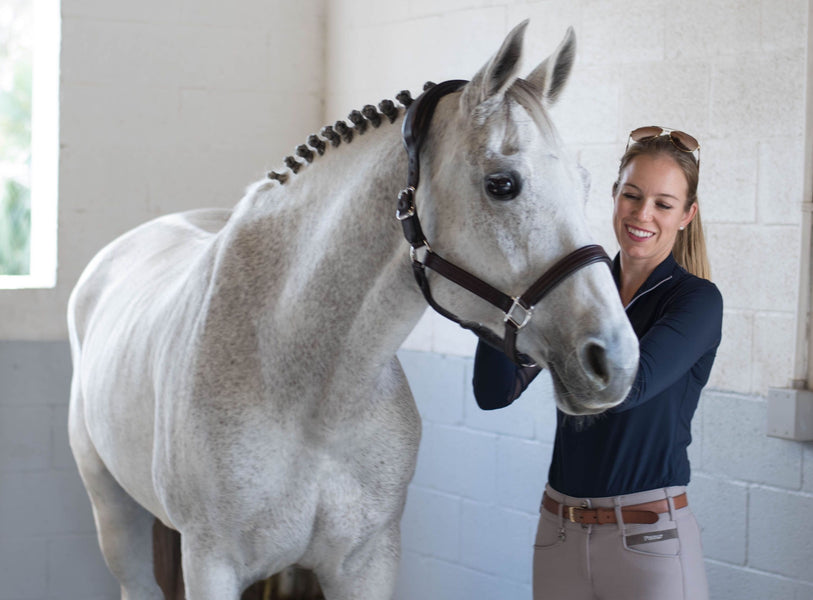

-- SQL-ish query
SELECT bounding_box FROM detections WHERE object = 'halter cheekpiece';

[397,79,613,367]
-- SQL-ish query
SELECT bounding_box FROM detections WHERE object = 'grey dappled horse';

[68,22,638,600]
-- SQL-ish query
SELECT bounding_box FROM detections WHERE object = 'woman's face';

[612,154,697,269]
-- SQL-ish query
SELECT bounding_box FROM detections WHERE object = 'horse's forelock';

[466,79,562,157]
[506,78,561,150]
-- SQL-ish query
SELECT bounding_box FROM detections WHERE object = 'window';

[0,0,58,289]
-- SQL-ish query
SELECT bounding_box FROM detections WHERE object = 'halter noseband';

[397,79,612,367]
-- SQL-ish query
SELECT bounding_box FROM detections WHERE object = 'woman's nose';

[633,201,652,220]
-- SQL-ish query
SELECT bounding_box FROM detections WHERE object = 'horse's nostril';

[581,340,610,387]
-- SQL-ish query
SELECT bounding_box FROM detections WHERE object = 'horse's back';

[69,208,231,347]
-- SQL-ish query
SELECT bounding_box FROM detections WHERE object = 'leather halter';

[396,79,612,367]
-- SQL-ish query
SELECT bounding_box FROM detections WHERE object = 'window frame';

[0,0,59,289]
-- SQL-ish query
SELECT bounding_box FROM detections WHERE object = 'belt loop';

[556,499,566,542]
[613,495,624,532]
[667,492,676,520]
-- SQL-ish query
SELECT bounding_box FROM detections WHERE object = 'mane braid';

[284,155,303,174]
[348,110,367,134]
[361,105,381,128]
[295,144,314,163]
[395,90,413,108]
[307,134,326,156]
[334,120,353,144]
[320,126,341,147]
[266,91,414,185]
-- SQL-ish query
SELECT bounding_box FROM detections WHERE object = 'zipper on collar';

[624,275,673,311]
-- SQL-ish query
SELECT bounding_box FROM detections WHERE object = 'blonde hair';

[615,136,711,280]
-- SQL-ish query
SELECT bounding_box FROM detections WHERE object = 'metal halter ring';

[504,297,534,329]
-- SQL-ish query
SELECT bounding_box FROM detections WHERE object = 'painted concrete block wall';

[0,0,326,339]
[0,341,117,600]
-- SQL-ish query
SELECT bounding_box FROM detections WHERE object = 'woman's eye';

[484,171,522,201]
[623,193,639,200]
[657,202,672,210]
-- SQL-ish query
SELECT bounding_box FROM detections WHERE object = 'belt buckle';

[567,501,589,523]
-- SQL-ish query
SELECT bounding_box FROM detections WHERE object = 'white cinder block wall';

[1,0,813,599]
[324,1,813,599]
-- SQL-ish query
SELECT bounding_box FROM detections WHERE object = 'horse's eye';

[484,171,522,201]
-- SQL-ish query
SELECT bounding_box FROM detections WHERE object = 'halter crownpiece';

[397,79,612,367]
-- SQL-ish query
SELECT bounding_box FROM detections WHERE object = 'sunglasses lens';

[670,130,700,152]
[629,126,664,142]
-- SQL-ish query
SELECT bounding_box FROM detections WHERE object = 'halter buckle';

[396,187,416,221]
[504,297,534,329]
[410,242,431,264]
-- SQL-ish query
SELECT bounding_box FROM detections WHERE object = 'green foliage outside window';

[0,1,33,275]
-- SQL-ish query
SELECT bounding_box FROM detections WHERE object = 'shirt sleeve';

[608,279,723,413]
[472,340,543,410]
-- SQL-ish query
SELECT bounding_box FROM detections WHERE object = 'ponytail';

[673,206,711,280]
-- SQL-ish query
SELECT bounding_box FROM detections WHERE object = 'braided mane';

[266,85,435,185]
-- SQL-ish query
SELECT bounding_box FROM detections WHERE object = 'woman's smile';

[624,224,655,241]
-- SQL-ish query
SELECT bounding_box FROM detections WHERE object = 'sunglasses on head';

[626,126,700,168]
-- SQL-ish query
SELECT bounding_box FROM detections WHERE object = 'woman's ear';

[682,202,698,227]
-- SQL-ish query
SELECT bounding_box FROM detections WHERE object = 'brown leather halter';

[396,79,612,367]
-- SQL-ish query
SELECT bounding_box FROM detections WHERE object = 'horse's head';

[414,21,638,415]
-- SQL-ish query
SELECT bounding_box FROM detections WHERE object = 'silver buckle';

[396,186,417,221]
[409,242,431,264]
[504,297,533,329]
[396,206,415,221]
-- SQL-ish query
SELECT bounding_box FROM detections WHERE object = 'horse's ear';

[525,26,576,107]
[460,20,528,114]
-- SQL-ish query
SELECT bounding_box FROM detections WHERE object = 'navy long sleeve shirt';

[472,253,723,498]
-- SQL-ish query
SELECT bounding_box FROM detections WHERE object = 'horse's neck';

[207,122,428,372]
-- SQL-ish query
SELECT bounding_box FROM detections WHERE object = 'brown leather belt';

[542,492,688,525]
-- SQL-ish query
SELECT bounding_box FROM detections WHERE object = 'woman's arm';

[609,279,723,413]
[472,340,542,410]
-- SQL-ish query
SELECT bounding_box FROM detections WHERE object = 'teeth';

[627,225,654,238]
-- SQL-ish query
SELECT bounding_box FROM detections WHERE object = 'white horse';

[68,22,638,599]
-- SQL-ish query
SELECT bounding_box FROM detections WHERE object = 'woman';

[472,127,722,600]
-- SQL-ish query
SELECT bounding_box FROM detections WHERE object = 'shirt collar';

[612,253,678,307]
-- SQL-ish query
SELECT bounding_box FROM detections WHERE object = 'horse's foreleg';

[316,523,402,600]
[180,537,243,600]
[69,390,164,600]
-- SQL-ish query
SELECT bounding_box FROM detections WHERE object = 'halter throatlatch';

[397,79,612,367]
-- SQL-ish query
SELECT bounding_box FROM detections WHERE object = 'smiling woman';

[0,0,58,288]
[473,127,722,600]
[611,153,698,305]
